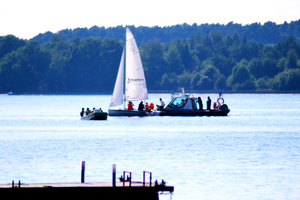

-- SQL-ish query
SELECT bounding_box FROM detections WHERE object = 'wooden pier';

[0,182,174,200]
[0,163,174,200]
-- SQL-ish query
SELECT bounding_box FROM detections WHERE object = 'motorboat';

[159,88,230,116]
[81,108,108,120]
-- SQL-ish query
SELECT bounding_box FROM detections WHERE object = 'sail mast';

[123,26,127,109]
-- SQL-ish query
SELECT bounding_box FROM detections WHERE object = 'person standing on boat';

[197,97,203,110]
[80,108,85,117]
[159,98,165,110]
[207,97,211,110]
[138,101,144,111]
[219,91,223,97]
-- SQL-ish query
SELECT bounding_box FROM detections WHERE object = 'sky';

[1,0,300,40]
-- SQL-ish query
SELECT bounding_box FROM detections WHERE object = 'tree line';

[32,20,300,45]
[0,24,300,94]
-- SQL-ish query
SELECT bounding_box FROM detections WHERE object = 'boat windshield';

[167,97,188,108]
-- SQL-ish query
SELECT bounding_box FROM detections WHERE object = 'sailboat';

[108,27,151,116]
[108,27,230,117]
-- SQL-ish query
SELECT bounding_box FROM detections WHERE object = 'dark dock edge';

[0,163,174,200]
[0,186,174,200]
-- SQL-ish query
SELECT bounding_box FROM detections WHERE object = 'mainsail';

[125,27,148,101]
[110,27,148,107]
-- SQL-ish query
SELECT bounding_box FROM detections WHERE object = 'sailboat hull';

[108,109,149,116]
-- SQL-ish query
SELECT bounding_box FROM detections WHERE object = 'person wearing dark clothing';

[197,97,203,110]
[80,108,84,117]
[138,101,144,111]
[219,91,223,97]
[86,107,91,115]
[206,96,211,110]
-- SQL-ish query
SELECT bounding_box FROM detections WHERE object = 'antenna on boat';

[181,88,185,96]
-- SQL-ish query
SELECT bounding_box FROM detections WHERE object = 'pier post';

[143,171,152,187]
[81,161,85,183]
[123,171,132,187]
[112,164,116,187]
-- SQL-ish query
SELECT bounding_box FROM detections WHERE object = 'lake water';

[0,94,300,200]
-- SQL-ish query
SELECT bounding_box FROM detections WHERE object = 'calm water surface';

[0,94,300,200]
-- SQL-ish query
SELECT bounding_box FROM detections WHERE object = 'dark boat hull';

[159,109,229,116]
[159,104,230,116]
[108,109,151,116]
[81,112,108,120]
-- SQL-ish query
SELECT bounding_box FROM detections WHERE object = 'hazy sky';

[1,0,300,39]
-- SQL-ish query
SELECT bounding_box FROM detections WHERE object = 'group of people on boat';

[127,98,165,112]
[138,101,155,111]
[197,96,216,110]
[124,94,225,113]
[80,107,103,117]
[197,92,224,111]
[137,101,154,111]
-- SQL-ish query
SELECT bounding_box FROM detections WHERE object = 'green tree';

[286,49,299,69]
[180,42,194,71]
[177,72,193,90]
[0,35,26,59]
[211,55,236,77]
[190,73,201,90]
[0,41,51,93]
[160,73,178,90]
[165,41,184,74]
[214,74,227,90]
[248,58,265,78]
[227,59,255,90]
[272,69,300,90]
[275,36,300,57]
[255,76,274,91]
[140,39,166,89]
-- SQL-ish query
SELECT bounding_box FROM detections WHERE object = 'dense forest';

[33,20,300,45]
[0,21,300,94]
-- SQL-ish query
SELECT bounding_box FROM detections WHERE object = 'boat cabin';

[164,95,198,111]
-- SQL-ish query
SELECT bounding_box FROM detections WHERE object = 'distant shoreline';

[2,90,299,95]
[148,90,300,94]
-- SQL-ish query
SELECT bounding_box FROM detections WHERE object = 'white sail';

[110,49,125,107]
[125,27,148,101]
